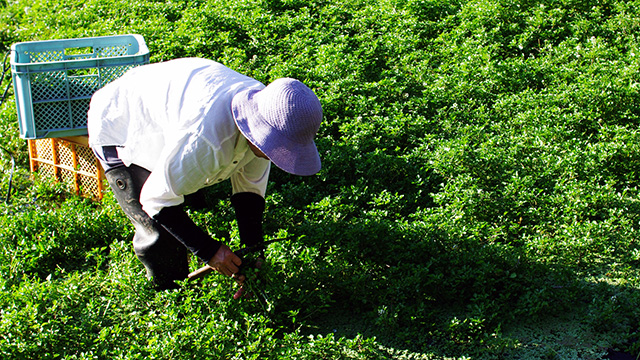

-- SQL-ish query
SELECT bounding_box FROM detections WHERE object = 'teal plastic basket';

[11,34,150,139]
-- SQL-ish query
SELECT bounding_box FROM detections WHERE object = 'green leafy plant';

[0,0,639,358]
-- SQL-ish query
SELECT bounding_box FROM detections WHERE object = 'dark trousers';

[97,147,189,289]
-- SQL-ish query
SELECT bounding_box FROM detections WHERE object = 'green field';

[0,0,639,358]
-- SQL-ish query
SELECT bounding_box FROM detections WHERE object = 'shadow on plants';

[291,204,640,356]
[251,141,640,356]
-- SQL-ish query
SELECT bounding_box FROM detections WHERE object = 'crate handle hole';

[67,68,99,77]
[65,46,94,57]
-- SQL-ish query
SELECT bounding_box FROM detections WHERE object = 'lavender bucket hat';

[231,78,323,176]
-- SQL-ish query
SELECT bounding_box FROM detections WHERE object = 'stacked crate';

[27,136,105,200]
[11,35,150,199]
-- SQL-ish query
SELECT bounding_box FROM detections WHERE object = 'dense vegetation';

[1,0,639,358]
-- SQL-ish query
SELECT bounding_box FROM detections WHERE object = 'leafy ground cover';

[0,0,639,358]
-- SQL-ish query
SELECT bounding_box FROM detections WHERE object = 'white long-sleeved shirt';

[88,58,271,217]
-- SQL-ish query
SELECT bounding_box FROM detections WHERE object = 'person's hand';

[233,255,265,300]
[207,244,245,283]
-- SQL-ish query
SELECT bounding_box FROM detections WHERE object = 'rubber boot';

[104,165,189,290]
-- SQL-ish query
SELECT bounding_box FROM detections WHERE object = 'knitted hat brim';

[232,89,321,176]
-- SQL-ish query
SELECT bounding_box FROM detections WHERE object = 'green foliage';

[1,0,639,358]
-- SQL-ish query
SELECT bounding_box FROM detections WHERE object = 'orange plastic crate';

[27,136,105,200]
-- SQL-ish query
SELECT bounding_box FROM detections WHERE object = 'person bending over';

[88,58,323,296]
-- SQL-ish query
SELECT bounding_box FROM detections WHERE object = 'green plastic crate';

[11,34,150,139]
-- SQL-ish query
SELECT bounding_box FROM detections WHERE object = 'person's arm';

[230,155,270,249]
[153,204,221,262]
[153,206,242,276]
[231,192,265,249]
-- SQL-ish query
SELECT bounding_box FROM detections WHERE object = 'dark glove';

[230,192,265,250]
